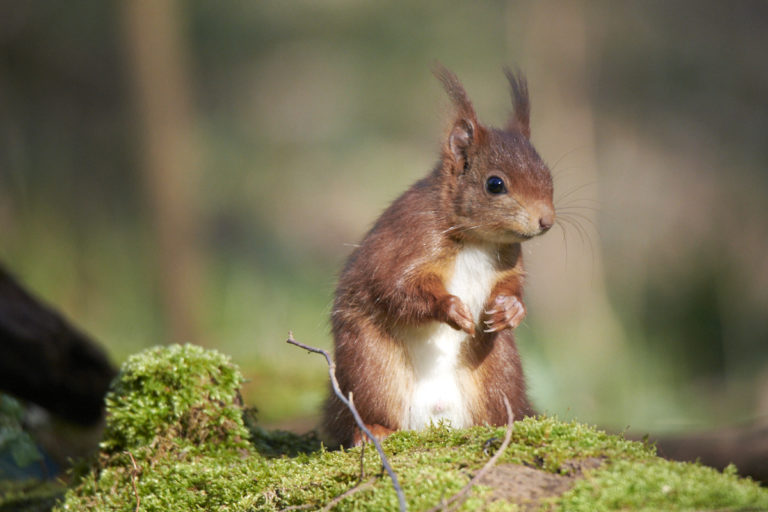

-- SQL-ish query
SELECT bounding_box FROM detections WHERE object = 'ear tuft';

[504,67,531,139]
[434,63,480,167]
[433,64,476,119]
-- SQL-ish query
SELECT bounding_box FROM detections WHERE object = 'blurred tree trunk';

[120,0,203,345]
[509,0,631,400]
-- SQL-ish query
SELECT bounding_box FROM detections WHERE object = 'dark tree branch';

[286,333,407,512]
[0,264,116,424]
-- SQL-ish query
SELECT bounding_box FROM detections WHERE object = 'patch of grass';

[56,345,768,511]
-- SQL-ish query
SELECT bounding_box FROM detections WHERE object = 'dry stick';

[286,333,407,512]
[124,451,141,512]
[425,396,515,512]
[320,477,376,512]
[359,436,367,482]
[352,393,367,483]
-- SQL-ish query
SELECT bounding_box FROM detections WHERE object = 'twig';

[352,393,366,483]
[124,450,141,512]
[425,396,515,512]
[359,435,367,482]
[320,477,376,512]
[286,333,407,512]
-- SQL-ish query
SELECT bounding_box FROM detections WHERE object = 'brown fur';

[324,65,554,447]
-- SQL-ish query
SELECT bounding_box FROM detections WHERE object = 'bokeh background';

[1,0,767,435]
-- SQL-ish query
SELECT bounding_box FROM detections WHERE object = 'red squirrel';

[323,65,555,447]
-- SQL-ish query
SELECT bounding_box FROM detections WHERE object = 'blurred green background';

[1,0,766,434]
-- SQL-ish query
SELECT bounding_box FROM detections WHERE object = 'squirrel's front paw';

[437,295,475,334]
[483,295,526,332]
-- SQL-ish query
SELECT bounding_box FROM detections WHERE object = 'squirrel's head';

[435,65,555,244]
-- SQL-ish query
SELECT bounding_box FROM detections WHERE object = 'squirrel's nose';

[539,213,554,231]
[530,201,555,234]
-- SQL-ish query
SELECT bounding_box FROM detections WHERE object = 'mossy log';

[53,344,768,511]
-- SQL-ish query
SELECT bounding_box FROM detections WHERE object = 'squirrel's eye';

[485,176,506,195]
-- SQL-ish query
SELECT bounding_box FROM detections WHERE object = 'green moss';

[57,345,768,511]
[243,407,323,458]
[100,344,250,455]
[560,460,767,511]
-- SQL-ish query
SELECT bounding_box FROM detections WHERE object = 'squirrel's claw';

[439,294,476,334]
[483,294,526,332]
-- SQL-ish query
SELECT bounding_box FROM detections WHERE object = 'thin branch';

[320,477,376,512]
[286,333,407,512]
[425,396,515,512]
[124,450,141,512]
[359,440,367,482]
[352,393,367,483]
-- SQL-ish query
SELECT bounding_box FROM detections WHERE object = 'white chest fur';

[403,244,499,430]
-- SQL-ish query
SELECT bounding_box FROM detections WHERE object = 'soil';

[478,457,604,509]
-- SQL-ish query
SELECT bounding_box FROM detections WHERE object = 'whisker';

[556,197,603,208]
[441,225,461,235]
[551,166,587,180]
[572,216,593,245]
[558,216,586,246]
[556,205,601,213]
[555,181,599,205]
[556,215,597,276]
[561,216,594,257]
[441,224,483,235]
[558,211,599,234]
[549,144,592,174]
[555,220,570,269]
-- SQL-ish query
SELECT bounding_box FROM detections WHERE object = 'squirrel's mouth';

[510,217,554,240]
[492,229,535,243]
[514,232,535,241]
[507,225,550,241]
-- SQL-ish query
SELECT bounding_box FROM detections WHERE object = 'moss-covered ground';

[52,345,767,511]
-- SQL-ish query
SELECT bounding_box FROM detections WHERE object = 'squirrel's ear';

[505,68,530,139]
[434,64,480,165]
[448,118,475,163]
